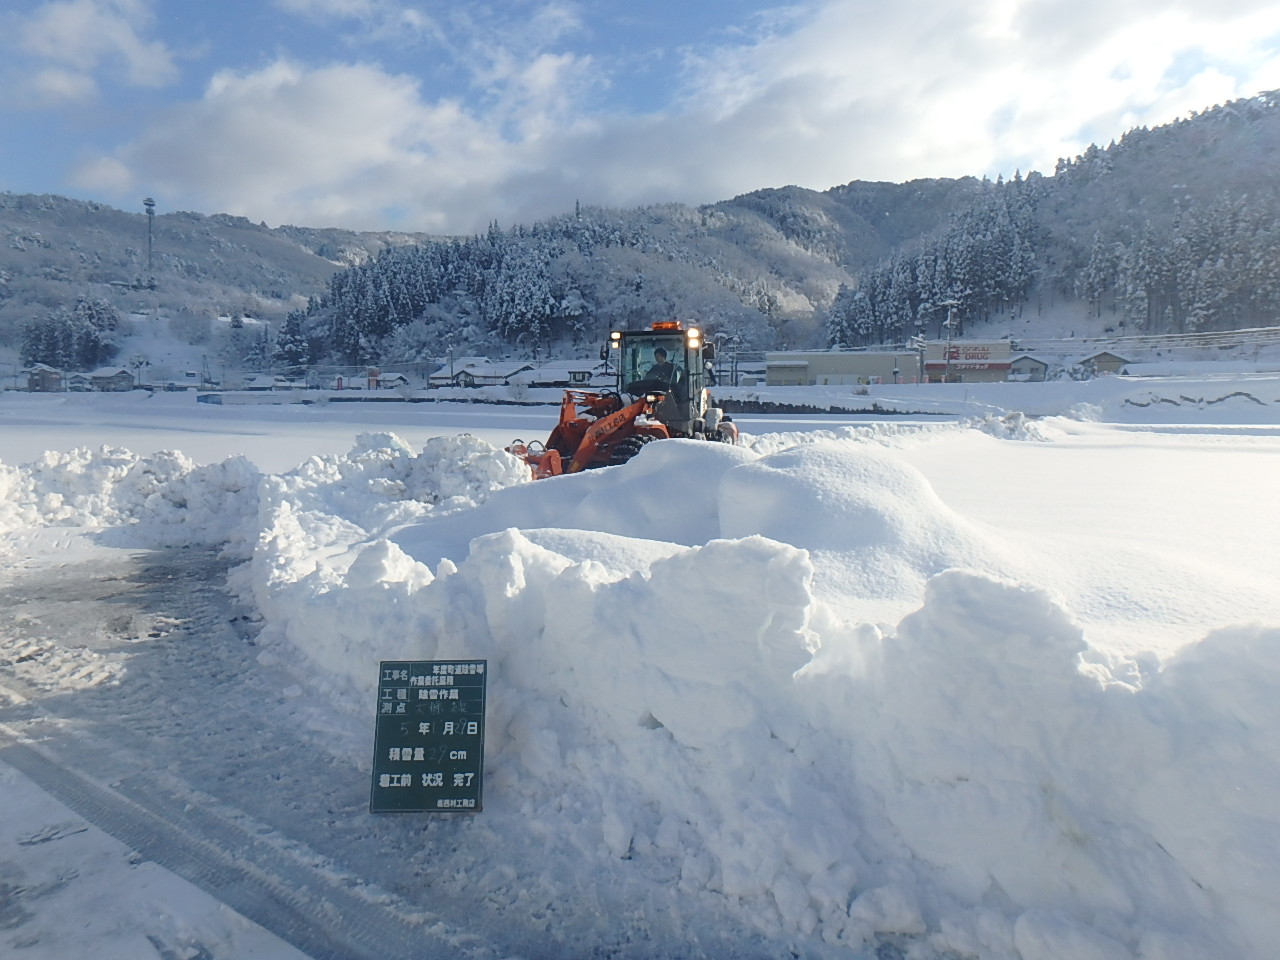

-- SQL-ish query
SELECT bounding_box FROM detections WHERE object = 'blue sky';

[4,0,1280,234]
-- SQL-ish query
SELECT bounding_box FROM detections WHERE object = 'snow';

[1,375,1278,959]
[0,758,311,960]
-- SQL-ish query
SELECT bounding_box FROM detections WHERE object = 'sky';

[3,0,1280,235]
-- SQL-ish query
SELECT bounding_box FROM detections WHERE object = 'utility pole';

[909,334,926,383]
[143,197,156,282]
[940,300,959,383]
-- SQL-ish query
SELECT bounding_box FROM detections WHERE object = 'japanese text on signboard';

[370,660,486,813]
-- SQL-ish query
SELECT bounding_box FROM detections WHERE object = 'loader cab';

[611,321,716,436]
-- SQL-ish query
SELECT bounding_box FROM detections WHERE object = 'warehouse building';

[765,350,921,386]
[765,341,1012,385]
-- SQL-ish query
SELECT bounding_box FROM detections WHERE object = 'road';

[0,545,509,960]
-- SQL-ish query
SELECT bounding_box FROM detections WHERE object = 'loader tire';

[609,434,656,465]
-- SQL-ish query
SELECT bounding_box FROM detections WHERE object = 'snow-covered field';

[0,375,1278,960]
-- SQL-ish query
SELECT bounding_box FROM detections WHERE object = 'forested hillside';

[303,182,986,365]
[0,194,430,368]
[826,90,1280,346]
[6,88,1280,373]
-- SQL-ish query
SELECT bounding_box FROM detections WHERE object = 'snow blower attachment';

[507,321,731,478]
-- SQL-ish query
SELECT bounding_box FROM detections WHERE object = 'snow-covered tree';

[20,296,120,369]
[273,309,310,370]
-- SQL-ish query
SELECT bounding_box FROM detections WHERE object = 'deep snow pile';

[1,421,1276,959]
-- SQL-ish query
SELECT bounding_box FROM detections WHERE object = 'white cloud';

[29,67,98,103]
[273,0,441,46]
[76,59,508,230]
[72,154,133,193]
[70,0,1280,233]
[661,0,1280,188]
[17,0,178,100]
[275,0,380,16]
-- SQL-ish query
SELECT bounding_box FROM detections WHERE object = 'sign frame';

[369,659,487,814]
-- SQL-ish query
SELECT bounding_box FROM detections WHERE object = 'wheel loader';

[507,321,731,478]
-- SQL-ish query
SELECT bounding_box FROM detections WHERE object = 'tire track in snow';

[0,546,503,960]
[0,728,446,960]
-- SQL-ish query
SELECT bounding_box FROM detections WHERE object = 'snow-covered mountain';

[0,192,432,339]
[6,90,1280,368]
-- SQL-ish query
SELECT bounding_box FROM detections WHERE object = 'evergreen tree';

[20,296,120,369]
[243,326,272,371]
[273,310,311,370]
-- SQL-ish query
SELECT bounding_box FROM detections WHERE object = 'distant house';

[1080,352,1129,377]
[357,368,411,389]
[26,363,64,392]
[1009,355,1050,382]
[241,374,282,391]
[89,367,136,392]
[428,359,534,388]
[66,373,94,392]
[512,360,613,389]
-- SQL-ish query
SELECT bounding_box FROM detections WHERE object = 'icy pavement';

[0,540,508,960]
[0,756,313,960]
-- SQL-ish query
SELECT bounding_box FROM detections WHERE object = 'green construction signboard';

[369,659,487,813]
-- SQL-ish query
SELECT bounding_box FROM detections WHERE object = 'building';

[241,374,281,391]
[923,341,1012,383]
[89,367,136,392]
[1079,352,1129,376]
[26,364,64,392]
[428,359,534,388]
[765,350,921,386]
[1009,355,1050,382]
[511,360,614,389]
[763,341,1016,386]
[357,368,412,389]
